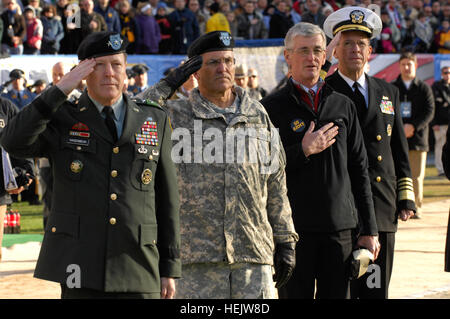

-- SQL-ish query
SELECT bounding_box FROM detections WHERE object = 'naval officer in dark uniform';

[0,31,181,299]
[324,7,416,299]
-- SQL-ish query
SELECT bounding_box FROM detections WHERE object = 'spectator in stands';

[443,3,450,23]
[413,12,434,52]
[189,0,207,35]
[1,69,36,110]
[206,2,231,33]
[226,10,238,38]
[27,0,42,18]
[168,0,200,54]
[1,0,26,55]
[300,0,325,29]
[431,1,443,23]
[379,10,401,53]
[80,0,107,36]
[117,0,139,54]
[40,5,64,54]
[386,0,405,32]
[402,17,416,51]
[135,2,161,54]
[55,0,68,19]
[220,1,232,15]
[236,0,268,39]
[255,0,268,17]
[58,0,83,54]
[247,67,267,100]
[424,5,439,32]
[155,4,172,54]
[23,6,42,55]
[95,0,121,33]
[233,0,247,17]
[434,18,450,54]
[269,0,293,38]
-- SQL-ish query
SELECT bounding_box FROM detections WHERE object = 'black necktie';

[352,82,367,117]
[102,107,118,142]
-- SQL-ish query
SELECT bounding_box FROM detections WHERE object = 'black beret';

[187,31,234,58]
[77,31,128,60]
[9,69,25,80]
[131,64,149,75]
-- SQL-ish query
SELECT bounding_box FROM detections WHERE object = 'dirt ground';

[1,199,450,299]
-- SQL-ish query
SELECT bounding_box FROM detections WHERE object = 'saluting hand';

[326,31,341,61]
[302,121,339,158]
[56,58,96,96]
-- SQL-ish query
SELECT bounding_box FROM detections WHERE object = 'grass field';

[4,165,450,236]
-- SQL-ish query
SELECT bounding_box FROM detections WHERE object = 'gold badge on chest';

[141,168,152,185]
[70,160,84,173]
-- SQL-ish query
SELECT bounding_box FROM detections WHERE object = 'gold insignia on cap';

[350,10,365,24]
[141,168,152,185]
[70,160,83,173]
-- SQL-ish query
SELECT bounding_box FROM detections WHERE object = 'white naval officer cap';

[323,6,382,39]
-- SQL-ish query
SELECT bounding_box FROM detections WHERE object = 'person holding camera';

[0,96,35,262]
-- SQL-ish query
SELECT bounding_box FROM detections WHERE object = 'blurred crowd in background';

[0,0,448,57]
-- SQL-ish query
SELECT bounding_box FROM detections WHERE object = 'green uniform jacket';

[0,86,181,293]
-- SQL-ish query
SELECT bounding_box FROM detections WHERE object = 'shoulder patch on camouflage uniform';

[132,98,161,109]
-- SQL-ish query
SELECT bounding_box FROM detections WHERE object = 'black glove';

[273,242,296,289]
[162,55,203,97]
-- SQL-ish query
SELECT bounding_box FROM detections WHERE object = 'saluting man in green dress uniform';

[0,31,181,299]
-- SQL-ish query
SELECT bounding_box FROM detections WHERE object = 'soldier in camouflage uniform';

[139,31,299,299]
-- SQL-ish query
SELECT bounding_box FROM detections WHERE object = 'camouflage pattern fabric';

[175,262,276,299]
[139,83,298,266]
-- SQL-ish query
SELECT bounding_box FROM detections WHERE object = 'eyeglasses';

[204,57,236,68]
[288,47,325,57]
[443,71,450,75]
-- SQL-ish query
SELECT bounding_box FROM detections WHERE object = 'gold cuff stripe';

[333,25,372,35]
[398,190,415,201]
[398,177,413,183]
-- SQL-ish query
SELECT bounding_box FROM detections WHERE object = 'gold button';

[148,155,153,160]
[376,135,382,141]
[113,147,119,154]
[111,170,118,178]
[51,227,56,233]
[76,146,82,151]
[377,155,382,162]
[110,193,117,200]
[109,218,116,225]
[376,176,381,182]
[153,240,156,244]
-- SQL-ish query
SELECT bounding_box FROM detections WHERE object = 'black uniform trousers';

[278,230,354,299]
[350,232,395,299]
[60,284,160,299]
